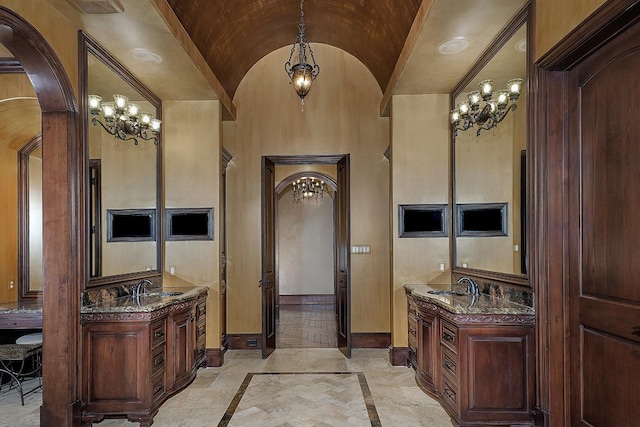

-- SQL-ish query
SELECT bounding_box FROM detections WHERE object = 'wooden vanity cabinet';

[408,295,535,426]
[194,293,207,368]
[81,294,207,427]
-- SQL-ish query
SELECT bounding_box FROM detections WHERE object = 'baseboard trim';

[389,346,409,366]
[351,333,391,348]
[226,334,262,350]
[206,348,225,367]
[279,294,335,305]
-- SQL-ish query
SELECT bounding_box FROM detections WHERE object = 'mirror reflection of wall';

[85,35,161,284]
[0,55,42,302]
[453,20,527,277]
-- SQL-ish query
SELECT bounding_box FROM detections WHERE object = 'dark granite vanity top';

[81,286,208,314]
[405,284,534,316]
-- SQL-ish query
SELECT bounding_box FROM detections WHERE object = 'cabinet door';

[169,308,194,389]
[416,311,438,394]
[459,326,534,424]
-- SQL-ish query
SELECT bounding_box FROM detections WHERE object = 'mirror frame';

[79,31,163,289]
[450,2,531,288]
[18,134,43,299]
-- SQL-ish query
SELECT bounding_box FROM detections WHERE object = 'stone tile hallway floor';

[0,349,454,426]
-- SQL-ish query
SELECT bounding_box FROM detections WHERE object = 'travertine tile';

[0,349,453,426]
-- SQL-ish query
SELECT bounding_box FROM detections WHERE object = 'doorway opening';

[276,171,337,348]
[261,155,351,358]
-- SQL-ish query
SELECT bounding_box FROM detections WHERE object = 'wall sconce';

[450,78,523,137]
[88,94,161,145]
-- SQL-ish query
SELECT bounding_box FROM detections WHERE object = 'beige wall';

[390,94,450,347]
[0,148,18,303]
[535,0,607,59]
[163,100,222,348]
[278,189,334,295]
[224,44,390,334]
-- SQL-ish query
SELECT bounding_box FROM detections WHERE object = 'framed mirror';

[80,32,163,288]
[450,4,529,287]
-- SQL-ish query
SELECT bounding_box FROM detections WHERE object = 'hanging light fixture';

[292,177,326,203]
[88,94,162,145]
[284,0,319,106]
[450,78,524,137]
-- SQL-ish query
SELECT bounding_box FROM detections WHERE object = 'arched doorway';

[0,7,81,426]
[276,172,337,348]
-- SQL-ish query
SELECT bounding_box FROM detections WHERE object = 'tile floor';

[0,349,454,427]
[277,304,337,348]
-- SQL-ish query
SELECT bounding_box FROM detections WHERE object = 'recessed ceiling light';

[131,48,163,64]
[438,37,470,55]
[515,38,527,53]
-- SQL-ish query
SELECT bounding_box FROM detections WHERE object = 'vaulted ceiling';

[166,0,423,99]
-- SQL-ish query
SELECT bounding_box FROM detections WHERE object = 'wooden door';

[261,156,277,358]
[335,155,351,358]
[568,20,640,426]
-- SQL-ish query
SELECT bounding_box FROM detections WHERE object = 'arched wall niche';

[0,6,81,426]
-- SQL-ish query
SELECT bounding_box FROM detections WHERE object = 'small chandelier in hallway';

[292,176,326,203]
[284,0,320,106]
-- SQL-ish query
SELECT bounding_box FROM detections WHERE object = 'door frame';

[261,154,351,357]
[534,0,640,425]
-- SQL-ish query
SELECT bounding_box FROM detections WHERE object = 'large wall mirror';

[80,33,162,288]
[451,4,529,287]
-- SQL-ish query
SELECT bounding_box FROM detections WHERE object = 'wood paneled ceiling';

[166,0,422,99]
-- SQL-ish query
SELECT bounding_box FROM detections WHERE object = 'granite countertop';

[81,286,208,314]
[0,299,43,314]
[405,284,534,316]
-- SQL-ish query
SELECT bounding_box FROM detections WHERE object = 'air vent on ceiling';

[67,0,124,14]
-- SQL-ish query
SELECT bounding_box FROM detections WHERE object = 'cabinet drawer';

[151,372,165,402]
[196,324,206,340]
[151,320,166,347]
[441,346,458,381]
[151,345,166,376]
[196,302,206,319]
[441,377,458,413]
[440,319,458,352]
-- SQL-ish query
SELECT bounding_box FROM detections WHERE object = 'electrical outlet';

[8,280,14,290]
[169,265,176,275]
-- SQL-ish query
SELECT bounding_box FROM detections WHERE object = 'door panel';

[336,155,351,358]
[569,20,640,425]
[261,157,276,358]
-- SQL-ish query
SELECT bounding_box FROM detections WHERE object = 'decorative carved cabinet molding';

[407,292,535,426]
[80,291,207,426]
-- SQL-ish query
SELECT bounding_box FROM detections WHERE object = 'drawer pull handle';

[443,360,454,370]
[443,387,455,399]
[408,328,416,336]
[153,383,164,394]
[198,348,206,356]
[154,356,164,366]
[443,332,454,342]
[154,331,165,339]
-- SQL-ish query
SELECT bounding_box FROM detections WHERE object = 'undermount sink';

[427,290,467,297]
[146,291,183,298]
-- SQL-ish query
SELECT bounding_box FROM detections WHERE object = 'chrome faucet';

[133,279,153,298]
[457,277,479,295]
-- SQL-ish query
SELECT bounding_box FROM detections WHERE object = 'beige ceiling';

[39,0,528,118]
[0,98,41,150]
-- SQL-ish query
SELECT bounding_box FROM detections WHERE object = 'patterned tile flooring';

[0,349,454,427]
[277,304,337,348]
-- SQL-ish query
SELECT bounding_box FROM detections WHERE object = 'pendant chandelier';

[292,177,326,203]
[88,94,161,145]
[450,78,523,137]
[284,0,319,106]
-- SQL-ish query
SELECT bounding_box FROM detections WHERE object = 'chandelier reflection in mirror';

[292,177,326,203]
[284,0,319,107]
[88,94,161,145]
[450,78,523,137]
